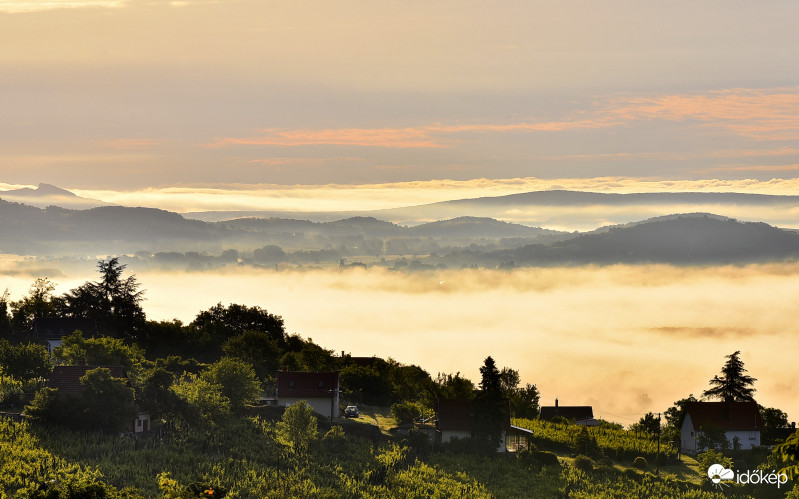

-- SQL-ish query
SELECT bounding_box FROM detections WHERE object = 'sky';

[1,0,799,211]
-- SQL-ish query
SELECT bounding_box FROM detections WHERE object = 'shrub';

[391,402,422,425]
[697,449,734,473]
[0,371,23,406]
[277,401,318,454]
[574,425,601,458]
[517,449,538,468]
[443,436,494,456]
[633,456,648,469]
[405,428,433,458]
[573,454,594,472]
[534,450,560,466]
[624,468,641,481]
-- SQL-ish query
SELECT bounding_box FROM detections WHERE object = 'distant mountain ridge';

[185,189,799,230]
[3,187,799,266]
[0,183,113,210]
[0,199,564,256]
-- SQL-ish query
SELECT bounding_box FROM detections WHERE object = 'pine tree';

[472,356,507,453]
[64,258,145,339]
[702,350,756,402]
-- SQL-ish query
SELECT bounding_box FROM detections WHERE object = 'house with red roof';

[436,398,533,452]
[680,401,762,454]
[539,398,597,426]
[275,370,340,419]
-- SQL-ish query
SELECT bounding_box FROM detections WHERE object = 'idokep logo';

[707,464,789,490]
[707,464,734,489]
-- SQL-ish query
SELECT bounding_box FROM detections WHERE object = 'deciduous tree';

[201,357,262,412]
[277,400,318,455]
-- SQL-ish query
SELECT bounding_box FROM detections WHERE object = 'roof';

[34,318,96,341]
[47,366,128,394]
[436,398,511,432]
[540,405,594,422]
[437,398,474,431]
[508,425,535,436]
[276,371,339,398]
[683,401,763,432]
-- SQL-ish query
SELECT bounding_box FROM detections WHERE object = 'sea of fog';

[2,257,798,426]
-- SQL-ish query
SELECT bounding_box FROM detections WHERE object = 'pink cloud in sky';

[210,127,449,149]
[609,87,799,141]
[207,87,799,155]
[209,118,620,150]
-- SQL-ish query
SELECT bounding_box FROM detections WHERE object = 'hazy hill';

[499,214,799,265]
[4,192,799,266]
[187,189,799,230]
[0,200,225,255]
[0,200,561,256]
[0,183,112,210]
[406,216,559,239]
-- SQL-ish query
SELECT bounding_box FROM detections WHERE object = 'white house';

[681,401,762,454]
[275,370,340,419]
[436,398,533,452]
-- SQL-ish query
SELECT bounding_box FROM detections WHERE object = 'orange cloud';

[211,127,448,149]
[208,86,799,151]
[210,118,618,149]
[609,87,799,141]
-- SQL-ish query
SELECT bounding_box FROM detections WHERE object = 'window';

[749,432,757,440]
[289,380,295,389]
[136,419,142,427]
[318,380,325,389]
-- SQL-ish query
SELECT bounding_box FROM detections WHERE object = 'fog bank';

[2,259,797,425]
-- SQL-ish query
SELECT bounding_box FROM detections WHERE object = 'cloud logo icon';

[707,464,735,484]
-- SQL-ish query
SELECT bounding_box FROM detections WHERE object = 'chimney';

[281,366,288,372]
[555,398,559,408]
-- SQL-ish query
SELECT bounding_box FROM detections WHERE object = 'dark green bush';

[633,456,648,469]
[624,468,641,482]
[391,402,421,425]
[573,454,594,472]
[534,450,560,466]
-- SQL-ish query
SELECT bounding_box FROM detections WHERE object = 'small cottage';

[275,370,340,419]
[436,398,533,452]
[681,401,762,454]
[539,398,597,426]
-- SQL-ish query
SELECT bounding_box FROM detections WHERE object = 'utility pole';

[656,412,662,476]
